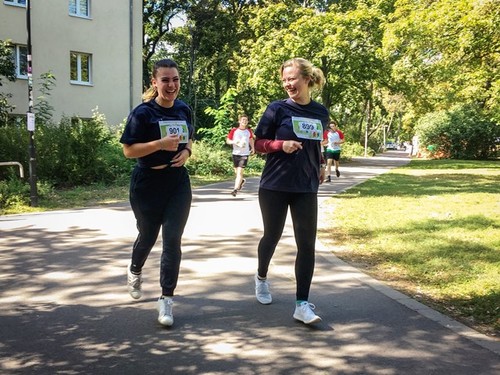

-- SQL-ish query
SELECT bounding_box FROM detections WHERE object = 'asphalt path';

[0,151,498,374]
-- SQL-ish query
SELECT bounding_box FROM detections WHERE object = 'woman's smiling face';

[153,67,180,107]
[281,65,311,105]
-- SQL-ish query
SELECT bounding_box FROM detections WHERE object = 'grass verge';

[0,175,228,215]
[318,159,500,337]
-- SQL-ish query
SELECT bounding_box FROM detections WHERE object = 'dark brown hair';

[142,59,180,101]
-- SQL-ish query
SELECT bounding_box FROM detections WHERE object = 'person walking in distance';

[120,59,194,327]
[226,114,255,197]
[253,58,329,324]
[322,120,344,182]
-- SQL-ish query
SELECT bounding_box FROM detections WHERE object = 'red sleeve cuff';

[255,139,284,153]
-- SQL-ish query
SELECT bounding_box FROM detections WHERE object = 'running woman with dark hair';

[120,59,194,327]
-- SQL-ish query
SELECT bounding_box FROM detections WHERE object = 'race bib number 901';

[158,120,189,144]
[291,117,323,140]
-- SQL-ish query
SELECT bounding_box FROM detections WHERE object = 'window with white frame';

[12,45,28,79]
[70,52,92,84]
[69,0,90,18]
[4,0,27,6]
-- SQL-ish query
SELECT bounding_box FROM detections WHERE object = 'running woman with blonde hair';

[253,58,330,324]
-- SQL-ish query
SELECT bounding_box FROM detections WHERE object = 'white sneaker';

[293,301,322,324]
[157,297,174,326]
[255,274,272,305]
[127,265,142,299]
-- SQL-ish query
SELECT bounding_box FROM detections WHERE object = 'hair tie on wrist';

[184,147,192,157]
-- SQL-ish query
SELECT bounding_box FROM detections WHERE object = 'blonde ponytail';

[310,66,325,91]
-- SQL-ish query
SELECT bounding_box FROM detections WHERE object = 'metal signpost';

[26,0,38,206]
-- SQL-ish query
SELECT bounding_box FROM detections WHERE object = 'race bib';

[158,120,189,144]
[291,117,323,140]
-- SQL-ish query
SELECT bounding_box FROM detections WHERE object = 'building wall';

[0,0,143,126]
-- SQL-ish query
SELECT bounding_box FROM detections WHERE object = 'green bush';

[186,140,265,177]
[341,141,375,159]
[35,112,133,187]
[187,140,234,176]
[0,176,55,213]
[0,111,133,187]
[415,105,499,159]
[0,110,133,211]
[0,176,30,209]
[99,137,134,184]
[246,152,266,174]
[0,120,29,178]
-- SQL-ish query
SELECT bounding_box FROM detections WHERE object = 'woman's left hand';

[170,148,190,167]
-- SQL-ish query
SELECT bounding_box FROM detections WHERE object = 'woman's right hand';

[158,135,180,151]
[282,140,303,154]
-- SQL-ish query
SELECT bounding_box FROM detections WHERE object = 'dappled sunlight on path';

[1,152,498,374]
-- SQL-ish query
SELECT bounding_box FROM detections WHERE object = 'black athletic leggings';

[129,165,192,296]
[257,188,317,301]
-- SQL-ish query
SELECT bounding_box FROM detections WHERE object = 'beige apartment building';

[0,0,143,126]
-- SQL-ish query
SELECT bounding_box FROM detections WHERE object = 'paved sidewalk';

[0,151,498,374]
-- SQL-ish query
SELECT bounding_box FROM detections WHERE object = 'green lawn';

[318,159,500,337]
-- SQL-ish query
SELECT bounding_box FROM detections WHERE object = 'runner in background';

[226,114,255,197]
[322,120,344,182]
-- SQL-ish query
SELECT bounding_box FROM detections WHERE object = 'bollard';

[0,162,25,178]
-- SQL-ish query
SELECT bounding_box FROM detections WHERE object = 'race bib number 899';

[291,117,323,140]
[159,121,189,144]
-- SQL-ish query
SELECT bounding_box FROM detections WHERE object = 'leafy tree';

[0,40,15,81]
[384,0,500,121]
[200,87,238,145]
[0,39,16,125]
[235,3,316,115]
[234,2,389,147]
[144,1,259,131]
[143,0,186,89]
[33,71,56,125]
[141,0,498,158]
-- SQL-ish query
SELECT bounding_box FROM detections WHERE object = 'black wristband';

[184,147,192,157]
